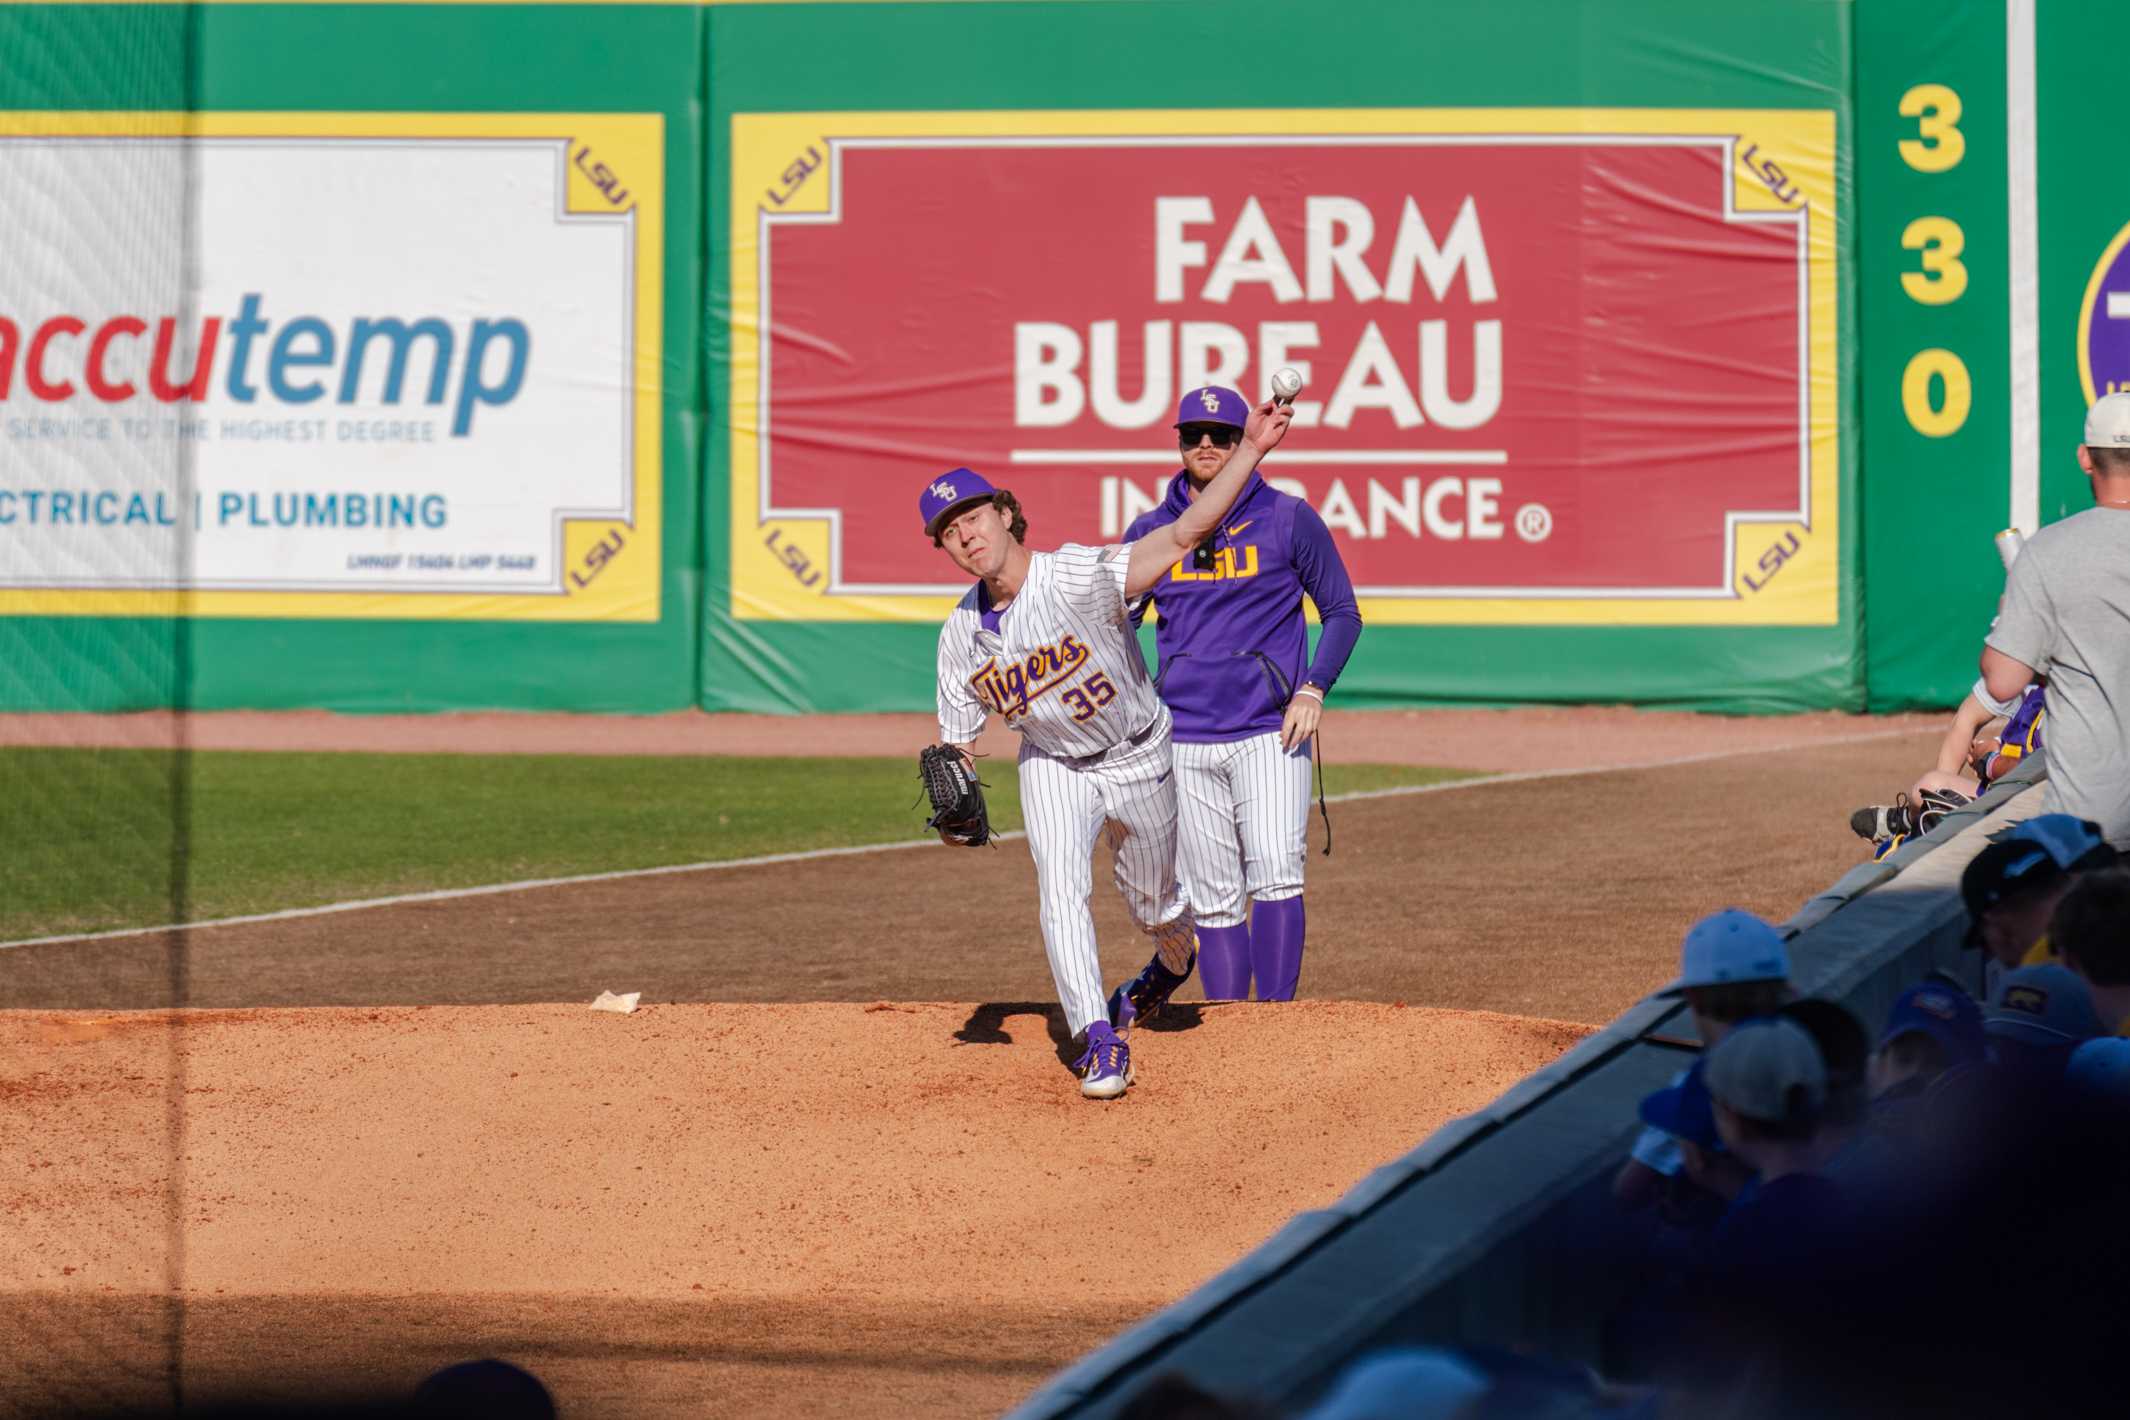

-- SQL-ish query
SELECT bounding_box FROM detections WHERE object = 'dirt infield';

[1,1002,1586,1417]
[0,708,1944,1416]
[0,704,1942,772]
[4,722,1937,1024]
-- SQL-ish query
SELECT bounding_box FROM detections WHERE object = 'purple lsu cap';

[1174,386,1249,430]
[918,468,998,539]
[1878,983,1986,1069]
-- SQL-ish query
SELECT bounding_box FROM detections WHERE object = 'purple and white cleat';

[1075,1021,1133,1100]
[1106,948,1197,1031]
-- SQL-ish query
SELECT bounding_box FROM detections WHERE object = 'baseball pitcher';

[920,395,1294,1099]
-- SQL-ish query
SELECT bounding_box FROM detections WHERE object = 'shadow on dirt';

[954,997,1209,1069]
[952,1002,1077,1066]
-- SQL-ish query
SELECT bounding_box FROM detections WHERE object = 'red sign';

[757,137,1807,595]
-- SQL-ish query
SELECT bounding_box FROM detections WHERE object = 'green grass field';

[0,748,1482,941]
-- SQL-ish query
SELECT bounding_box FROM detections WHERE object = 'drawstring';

[1315,729,1332,856]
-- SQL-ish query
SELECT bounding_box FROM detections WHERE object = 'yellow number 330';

[1898,83,1965,173]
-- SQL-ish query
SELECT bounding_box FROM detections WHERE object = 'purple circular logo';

[2079,221,2130,403]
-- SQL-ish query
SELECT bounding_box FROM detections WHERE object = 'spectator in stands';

[1866,981,1985,1105]
[1979,391,2130,845]
[1849,682,2045,858]
[1777,999,1867,1128]
[2050,865,2130,1034]
[1620,1020,1848,1405]
[1613,910,1790,1215]
[1959,813,2114,968]
[1824,981,1987,1194]
[1984,962,2106,1086]
[1776,999,1870,1181]
[1696,1018,1842,1268]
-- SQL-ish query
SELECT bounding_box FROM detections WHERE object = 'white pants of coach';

[1172,731,1313,928]
[1017,721,1196,1037]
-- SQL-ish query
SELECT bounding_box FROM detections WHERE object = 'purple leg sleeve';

[1196,923,1252,1001]
[1250,896,1306,1001]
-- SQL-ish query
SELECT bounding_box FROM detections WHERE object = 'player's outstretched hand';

[1244,396,1293,453]
[1280,689,1322,752]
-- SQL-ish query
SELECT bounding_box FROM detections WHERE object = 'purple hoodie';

[1125,469,1363,743]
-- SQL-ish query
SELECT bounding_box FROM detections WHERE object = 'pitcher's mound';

[2,1000,1589,1416]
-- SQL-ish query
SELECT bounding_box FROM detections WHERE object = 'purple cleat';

[1075,1021,1133,1099]
[1106,948,1197,1031]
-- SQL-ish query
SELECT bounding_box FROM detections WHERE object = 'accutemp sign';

[0,113,663,621]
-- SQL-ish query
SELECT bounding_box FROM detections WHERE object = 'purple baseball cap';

[918,467,998,539]
[1877,983,1986,1069]
[1174,385,1249,430]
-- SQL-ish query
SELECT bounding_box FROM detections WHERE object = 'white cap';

[1704,1017,1828,1125]
[2083,392,2130,447]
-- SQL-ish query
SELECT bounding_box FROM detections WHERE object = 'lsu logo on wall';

[730,107,1840,629]
[0,112,663,622]
[2078,220,2130,403]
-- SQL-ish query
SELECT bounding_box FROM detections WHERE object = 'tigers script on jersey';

[936,542,1164,758]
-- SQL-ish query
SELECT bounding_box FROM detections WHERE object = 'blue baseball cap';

[918,467,999,539]
[1654,908,1791,998]
[1638,1058,1721,1148]
[1877,983,1986,1068]
[2067,1038,2130,1102]
[1174,385,1249,430]
[1297,1348,1488,1420]
[1985,964,2106,1046]
[1999,813,2114,870]
[1960,816,2112,949]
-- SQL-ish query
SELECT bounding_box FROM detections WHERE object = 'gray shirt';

[1986,505,2130,841]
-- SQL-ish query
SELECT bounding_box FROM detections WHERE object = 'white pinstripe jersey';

[936,543,1164,759]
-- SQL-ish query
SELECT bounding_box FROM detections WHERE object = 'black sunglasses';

[1178,424,1241,449]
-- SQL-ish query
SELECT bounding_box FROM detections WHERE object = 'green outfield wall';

[0,0,2121,715]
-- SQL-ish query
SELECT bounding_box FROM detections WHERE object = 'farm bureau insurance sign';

[729,109,1838,627]
[0,113,662,621]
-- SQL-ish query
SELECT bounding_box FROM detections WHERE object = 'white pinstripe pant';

[1172,731,1313,928]
[1018,724,1196,1037]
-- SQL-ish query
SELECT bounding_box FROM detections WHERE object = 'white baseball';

[1271,367,1304,401]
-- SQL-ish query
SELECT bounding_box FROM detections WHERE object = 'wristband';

[1293,684,1325,703]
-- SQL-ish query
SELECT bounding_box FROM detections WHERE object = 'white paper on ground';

[590,990,641,1014]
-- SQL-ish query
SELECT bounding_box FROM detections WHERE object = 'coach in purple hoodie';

[1125,385,1363,1000]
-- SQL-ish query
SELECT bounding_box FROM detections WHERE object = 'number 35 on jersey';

[970,633,1117,726]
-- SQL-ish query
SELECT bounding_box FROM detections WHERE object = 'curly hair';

[933,490,1028,547]
[992,490,1029,542]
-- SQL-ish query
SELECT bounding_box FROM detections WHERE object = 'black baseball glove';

[919,744,991,847]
